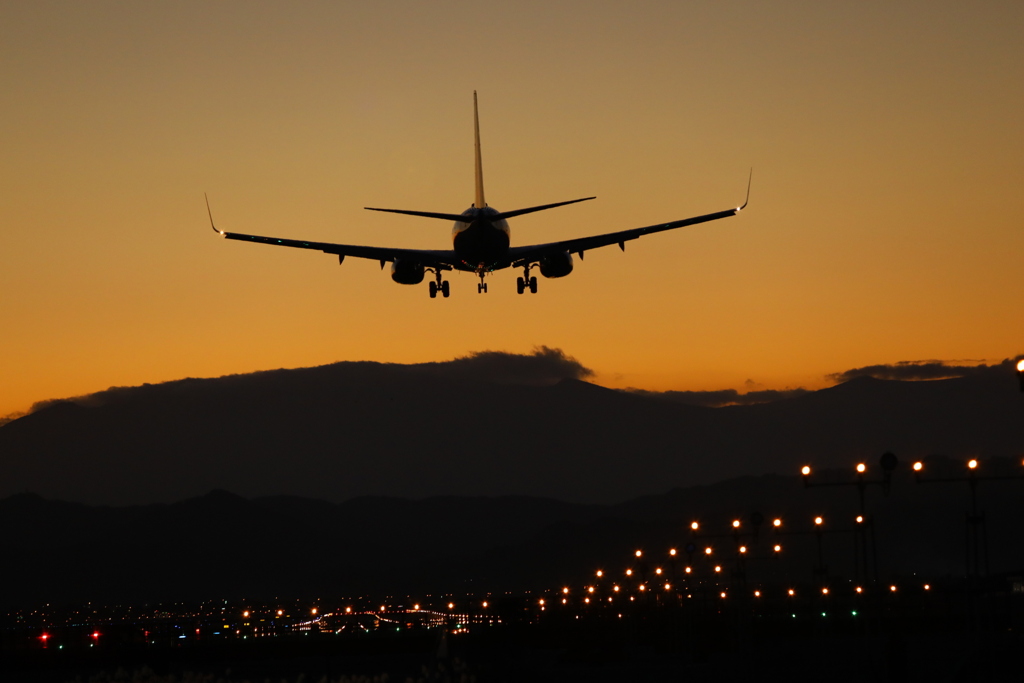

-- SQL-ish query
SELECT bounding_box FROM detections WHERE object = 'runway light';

[563,587,570,593]
[774,544,782,552]
[655,568,663,575]
[924,584,930,591]
[890,585,897,592]
[856,515,864,524]
[705,547,713,555]
[691,521,699,531]
[732,520,741,528]
[801,466,811,476]
[684,567,692,574]
[588,586,595,593]
[669,548,677,556]
[773,518,782,527]
[754,590,761,597]
[788,589,795,596]
[538,599,544,606]
[739,546,748,554]
[596,570,603,578]
[561,598,566,604]
[822,588,829,595]
[664,583,671,591]
[720,592,727,599]
[639,584,646,591]
[913,462,923,471]
[856,463,866,473]
[855,587,863,593]
[968,459,978,470]
[584,598,590,604]
[714,565,722,573]
[613,585,620,592]
[626,569,633,576]
[635,550,643,558]
[814,516,823,526]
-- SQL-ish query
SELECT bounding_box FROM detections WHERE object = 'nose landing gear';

[476,266,489,294]
[516,264,538,294]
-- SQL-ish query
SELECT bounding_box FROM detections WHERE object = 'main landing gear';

[427,269,450,299]
[516,264,538,294]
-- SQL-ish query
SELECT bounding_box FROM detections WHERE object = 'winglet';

[473,91,486,209]
[737,169,752,212]
[205,193,225,235]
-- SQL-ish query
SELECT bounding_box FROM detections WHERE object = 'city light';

[584,598,590,604]
[754,590,761,597]
[625,569,633,576]
[537,600,544,606]
[449,602,455,609]
[563,587,570,593]
[720,592,727,599]
[345,607,352,614]
[311,608,317,616]
[788,589,795,596]
[814,516,823,526]
[913,461,923,471]
[669,548,677,556]
[635,550,643,558]
[890,585,897,592]
[596,570,603,578]
[705,547,713,555]
[588,586,595,593]
[655,568,662,575]
[856,463,866,473]
[613,585,620,592]
[856,515,864,524]
[801,465,811,476]
[714,565,722,573]
[968,459,978,470]
[774,544,782,552]
[243,611,250,618]
[482,601,488,608]
[413,604,420,610]
[924,584,930,591]
[773,518,782,527]
[684,566,692,574]
[855,587,863,593]
[732,520,740,528]
[664,583,671,591]
[739,545,747,553]
[276,610,283,617]
[639,585,646,591]
[691,521,699,531]
[822,588,829,595]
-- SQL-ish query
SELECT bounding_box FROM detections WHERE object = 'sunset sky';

[2,1,1022,418]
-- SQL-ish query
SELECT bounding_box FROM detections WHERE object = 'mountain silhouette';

[0,355,1021,505]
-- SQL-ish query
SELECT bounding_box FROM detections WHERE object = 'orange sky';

[2,1,1023,418]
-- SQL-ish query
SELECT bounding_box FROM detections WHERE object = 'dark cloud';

[828,358,1020,384]
[417,346,594,386]
[629,387,810,408]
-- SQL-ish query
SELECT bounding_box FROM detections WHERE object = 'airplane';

[206,92,750,298]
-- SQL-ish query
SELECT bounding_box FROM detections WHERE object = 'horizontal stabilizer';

[494,196,595,220]
[364,207,472,222]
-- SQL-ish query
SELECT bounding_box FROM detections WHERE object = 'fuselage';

[452,206,510,269]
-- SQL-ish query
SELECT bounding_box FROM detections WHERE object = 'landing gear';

[427,269,450,299]
[517,265,538,294]
[476,269,488,294]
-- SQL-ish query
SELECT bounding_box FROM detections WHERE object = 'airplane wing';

[506,204,744,266]
[206,196,465,271]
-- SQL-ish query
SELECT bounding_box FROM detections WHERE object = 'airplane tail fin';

[474,91,486,208]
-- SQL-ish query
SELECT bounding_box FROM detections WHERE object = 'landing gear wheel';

[529,276,538,294]
[477,282,488,294]
[428,281,438,298]
[441,280,450,298]
[516,277,525,294]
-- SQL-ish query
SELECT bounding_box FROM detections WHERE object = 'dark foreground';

[4,589,1022,683]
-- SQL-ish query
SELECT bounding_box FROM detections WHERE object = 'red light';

[40,633,49,640]
[92,632,100,639]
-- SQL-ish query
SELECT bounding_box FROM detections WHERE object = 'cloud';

[418,346,594,386]
[827,358,1019,383]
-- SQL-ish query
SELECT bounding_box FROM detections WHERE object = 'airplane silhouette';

[207,92,750,297]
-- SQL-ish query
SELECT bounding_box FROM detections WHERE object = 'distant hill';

[3,462,1023,607]
[0,355,1021,505]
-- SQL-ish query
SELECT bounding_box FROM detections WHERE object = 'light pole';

[800,452,898,583]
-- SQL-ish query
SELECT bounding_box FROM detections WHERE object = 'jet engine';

[539,252,574,278]
[390,259,425,285]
